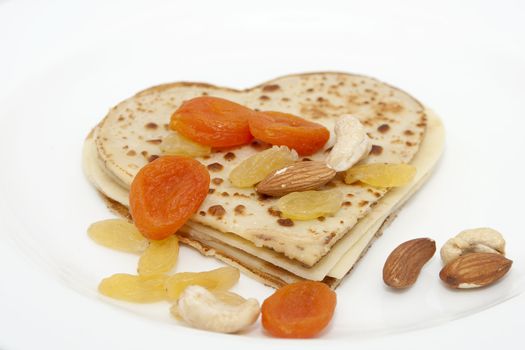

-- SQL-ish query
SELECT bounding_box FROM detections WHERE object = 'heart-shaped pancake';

[92,73,426,266]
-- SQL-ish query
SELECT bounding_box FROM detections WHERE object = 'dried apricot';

[87,219,149,253]
[160,132,211,157]
[98,273,168,303]
[229,146,298,188]
[249,111,329,156]
[261,281,337,338]
[129,156,210,240]
[165,266,240,300]
[138,236,179,275]
[170,96,255,148]
[277,189,343,220]
[345,163,416,187]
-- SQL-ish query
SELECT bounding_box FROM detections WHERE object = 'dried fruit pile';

[89,218,337,337]
[90,218,255,330]
[169,96,330,154]
[164,97,417,222]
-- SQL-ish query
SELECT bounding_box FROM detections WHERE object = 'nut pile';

[383,227,513,290]
[439,228,512,289]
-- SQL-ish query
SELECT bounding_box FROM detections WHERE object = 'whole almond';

[439,252,512,289]
[383,238,436,289]
[255,161,336,197]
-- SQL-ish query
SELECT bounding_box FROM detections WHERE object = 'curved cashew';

[440,227,506,265]
[171,286,260,333]
[326,115,372,172]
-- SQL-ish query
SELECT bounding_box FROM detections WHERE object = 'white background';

[0,0,524,349]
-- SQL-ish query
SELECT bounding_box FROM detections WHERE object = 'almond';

[439,252,512,289]
[255,161,336,197]
[383,238,436,289]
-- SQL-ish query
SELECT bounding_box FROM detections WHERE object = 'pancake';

[83,111,443,287]
[93,72,426,266]
[83,72,444,288]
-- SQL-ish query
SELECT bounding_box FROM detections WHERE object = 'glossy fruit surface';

[277,189,343,220]
[165,267,240,300]
[229,146,298,187]
[87,219,149,253]
[261,281,337,338]
[98,274,168,303]
[138,236,179,275]
[129,156,210,240]
[345,163,416,187]
[249,111,329,156]
[170,96,255,148]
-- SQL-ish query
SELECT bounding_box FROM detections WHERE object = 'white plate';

[1,0,524,349]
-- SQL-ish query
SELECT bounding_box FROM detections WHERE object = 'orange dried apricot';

[261,281,336,338]
[129,156,210,240]
[170,96,255,148]
[249,111,329,156]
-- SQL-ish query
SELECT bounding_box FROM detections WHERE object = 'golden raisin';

[345,163,416,187]
[138,236,179,275]
[165,267,240,300]
[277,189,343,220]
[229,146,298,188]
[98,273,168,303]
[160,132,211,157]
[87,219,149,253]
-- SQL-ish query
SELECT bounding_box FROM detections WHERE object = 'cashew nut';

[171,286,260,333]
[440,227,506,265]
[326,114,372,172]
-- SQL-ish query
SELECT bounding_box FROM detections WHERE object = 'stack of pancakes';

[83,72,444,289]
